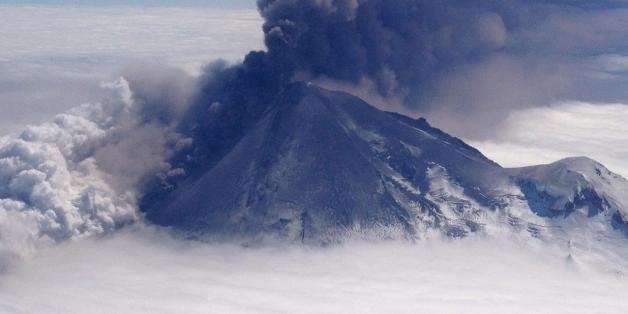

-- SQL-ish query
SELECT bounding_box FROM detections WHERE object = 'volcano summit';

[142,82,628,244]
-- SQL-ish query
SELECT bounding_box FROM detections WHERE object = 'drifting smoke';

[259,0,508,103]
[181,0,513,131]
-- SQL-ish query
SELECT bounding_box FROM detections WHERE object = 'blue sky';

[0,0,255,8]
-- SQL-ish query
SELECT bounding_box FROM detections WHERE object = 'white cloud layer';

[596,54,628,73]
[0,227,626,313]
[0,5,263,135]
[470,102,628,178]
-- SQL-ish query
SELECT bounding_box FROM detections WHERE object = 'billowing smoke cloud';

[0,76,192,267]
[162,0,515,173]
[250,0,628,137]
[173,0,628,151]
[259,0,508,103]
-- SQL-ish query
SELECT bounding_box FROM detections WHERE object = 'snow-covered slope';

[509,157,628,237]
[142,83,628,243]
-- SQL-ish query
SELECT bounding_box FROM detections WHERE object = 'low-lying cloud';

[470,102,628,178]
[0,5,263,135]
[0,227,626,313]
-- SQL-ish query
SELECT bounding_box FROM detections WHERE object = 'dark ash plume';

[258,0,509,104]
[174,0,513,163]
[141,0,628,201]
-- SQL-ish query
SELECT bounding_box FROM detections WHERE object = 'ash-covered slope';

[142,83,628,242]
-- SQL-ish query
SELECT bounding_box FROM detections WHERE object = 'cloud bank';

[0,5,263,135]
[0,228,627,313]
[470,102,628,178]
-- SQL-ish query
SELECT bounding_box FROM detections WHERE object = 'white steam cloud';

[0,78,188,266]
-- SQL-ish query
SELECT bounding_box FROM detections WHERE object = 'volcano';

[142,83,628,243]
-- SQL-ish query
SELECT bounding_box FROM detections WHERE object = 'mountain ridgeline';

[141,83,628,244]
